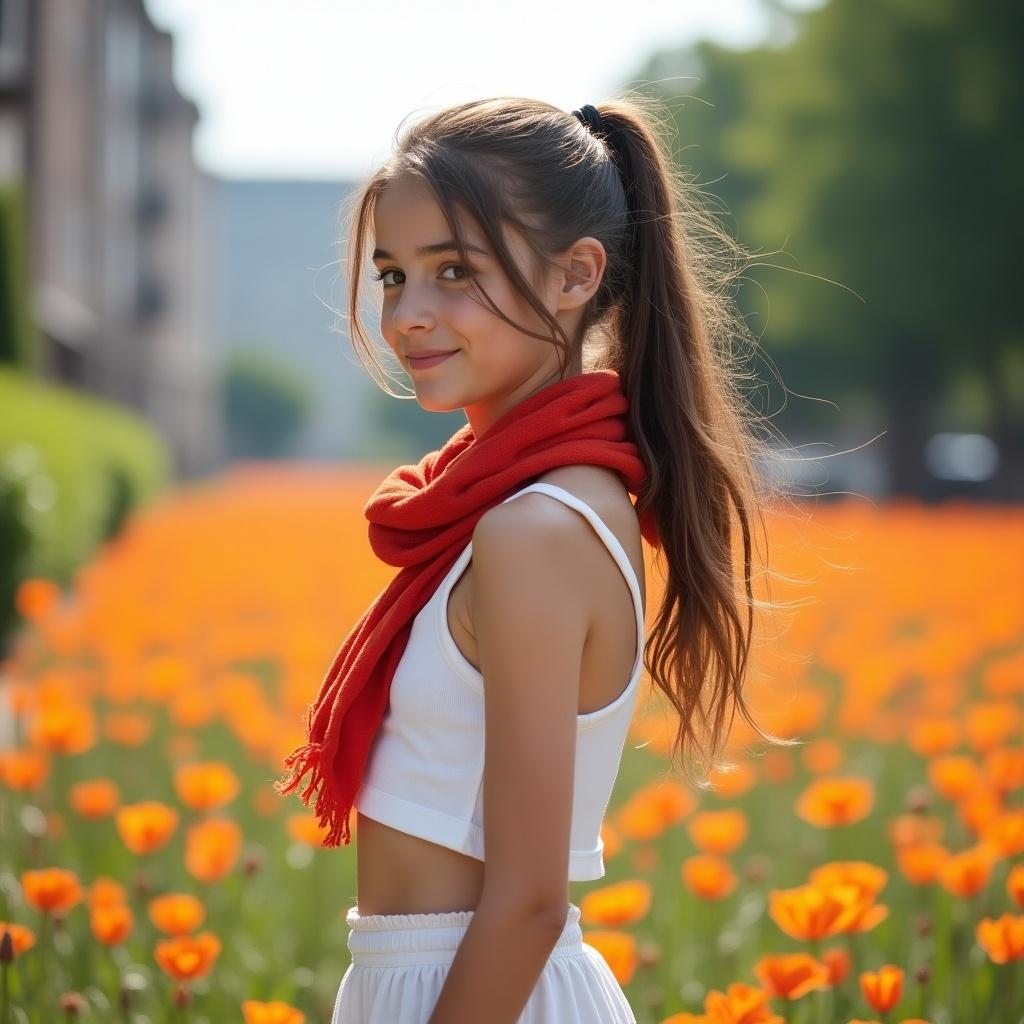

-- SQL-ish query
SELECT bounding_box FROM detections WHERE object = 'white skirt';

[331,901,636,1023]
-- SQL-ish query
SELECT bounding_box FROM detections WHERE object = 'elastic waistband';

[346,902,583,967]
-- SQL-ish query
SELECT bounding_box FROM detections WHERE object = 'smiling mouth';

[408,351,458,370]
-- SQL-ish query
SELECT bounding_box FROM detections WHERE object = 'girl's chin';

[412,390,463,413]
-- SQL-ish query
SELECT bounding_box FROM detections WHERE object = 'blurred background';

[1,0,1020,629]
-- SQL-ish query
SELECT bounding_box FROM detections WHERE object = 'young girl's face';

[371,173,581,437]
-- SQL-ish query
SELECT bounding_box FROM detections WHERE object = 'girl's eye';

[371,264,471,287]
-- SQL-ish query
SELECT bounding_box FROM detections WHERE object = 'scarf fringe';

[273,741,352,847]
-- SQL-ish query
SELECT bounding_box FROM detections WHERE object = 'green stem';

[817,983,833,1024]
[932,886,952,1009]
[112,975,121,1020]
[37,914,51,1024]
[1,961,9,1024]
[1007,960,1018,1022]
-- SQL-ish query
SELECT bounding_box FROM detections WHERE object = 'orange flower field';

[0,464,1021,1022]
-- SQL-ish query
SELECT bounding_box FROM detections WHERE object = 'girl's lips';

[408,351,457,370]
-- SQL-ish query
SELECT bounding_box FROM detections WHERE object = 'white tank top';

[353,481,646,881]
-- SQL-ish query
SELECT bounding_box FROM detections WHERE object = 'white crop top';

[353,481,646,881]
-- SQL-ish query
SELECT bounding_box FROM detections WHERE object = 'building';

[0,0,221,476]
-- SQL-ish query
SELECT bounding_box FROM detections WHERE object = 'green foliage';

[629,0,1023,493]
[0,451,34,644]
[0,367,171,646]
[370,384,466,463]
[0,182,41,368]
[220,349,315,458]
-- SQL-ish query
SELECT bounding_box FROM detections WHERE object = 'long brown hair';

[340,93,804,790]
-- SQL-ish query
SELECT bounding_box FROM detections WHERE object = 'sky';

[143,0,824,184]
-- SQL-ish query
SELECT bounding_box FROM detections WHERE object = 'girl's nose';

[390,283,437,334]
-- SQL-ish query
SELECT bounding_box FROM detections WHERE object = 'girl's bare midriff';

[354,466,646,917]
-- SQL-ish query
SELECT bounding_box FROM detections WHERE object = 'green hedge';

[0,367,172,646]
[0,182,39,368]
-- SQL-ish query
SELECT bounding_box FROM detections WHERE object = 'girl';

[276,94,797,1023]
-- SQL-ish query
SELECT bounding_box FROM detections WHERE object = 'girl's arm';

[426,499,592,1024]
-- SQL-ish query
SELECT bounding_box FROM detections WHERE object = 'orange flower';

[21,868,83,916]
[958,785,1004,835]
[806,863,889,932]
[0,921,36,958]
[979,808,1024,859]
[103,711,153,747]
[141,653,194,703]
[801,737,844,775]
[148,893,206,935]
[241,1000,306,1024]
[1008,863,1024,908]
[70,779,120,819]
[154,931,222,981]
[15,577,62,621]
[286,813,331,846]
[580,880,652,927]
[687,809,748,855]
[928,755,982,801]
[616,780,695,842]
[895,843,951,886]
[769,882,866,941]
[681,855,738,900]
[965,701,1020,754]
[173,761,241,812]
[90,902,134,945]
[27,700,96,755]
[752,952,831,999]
[975,913,1024,963]
[907,716,961,757]
[705,760,759,799]
[796,776,874,827]
[582,929,637,986]
[887,813,944,848]
[0,747,49,791]
[937,846,995,898]
[115,801,179,855]
[809,861,887,899]
[982,746,1024,793]
[88,877,128,908]
[859,964,903,1014]
[169,687,218,730]
[819,945,851,985]
[185,817,243,883]
[702,981,784,1023]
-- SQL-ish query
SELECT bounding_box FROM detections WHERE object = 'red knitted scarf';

[274,368,658,846]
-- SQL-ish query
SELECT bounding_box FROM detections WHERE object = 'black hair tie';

[571,104,607,138]
[571,104,630,194]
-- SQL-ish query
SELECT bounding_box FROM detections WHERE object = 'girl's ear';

[559,237,606,307]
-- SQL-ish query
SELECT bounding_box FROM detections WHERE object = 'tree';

[220,349,314,459]
[629,0,1024,497]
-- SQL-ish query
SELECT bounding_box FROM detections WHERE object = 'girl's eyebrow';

[372,240,489,261]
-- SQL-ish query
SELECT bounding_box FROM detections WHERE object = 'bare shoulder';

[474,465,636,547]
[531,464,639,528]
[472,464,645,614]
